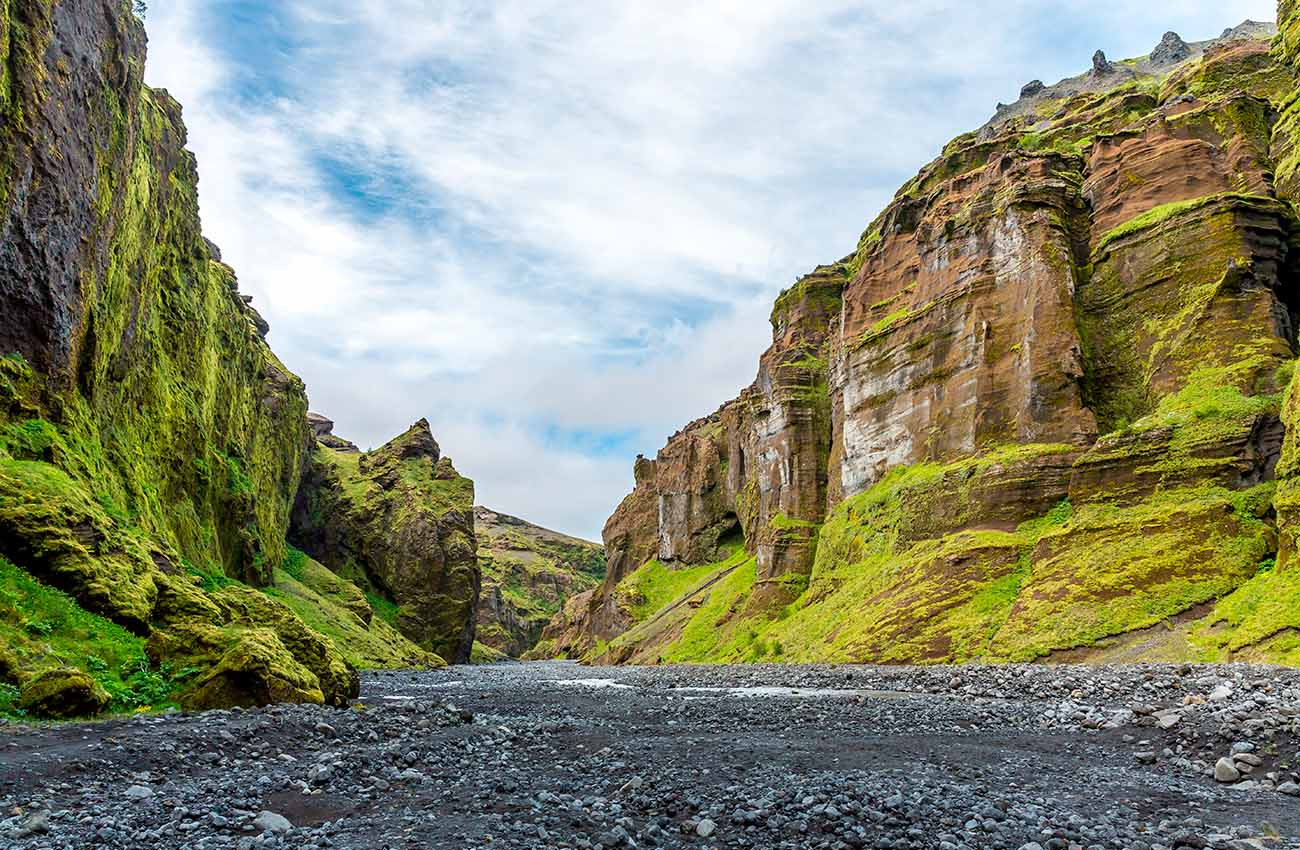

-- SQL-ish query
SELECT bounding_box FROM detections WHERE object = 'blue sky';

[144,0,1276,540]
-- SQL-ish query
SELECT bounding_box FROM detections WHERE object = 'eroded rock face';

[290,419,480,664]
[554,14,1300,667]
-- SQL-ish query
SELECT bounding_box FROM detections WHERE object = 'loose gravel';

[2,662,1299,849]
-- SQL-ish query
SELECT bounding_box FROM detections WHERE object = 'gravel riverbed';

[2,662,1299,849]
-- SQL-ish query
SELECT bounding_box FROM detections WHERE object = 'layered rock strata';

[550,15,1300,667]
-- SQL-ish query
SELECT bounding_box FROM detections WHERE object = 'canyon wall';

[290,419,480,665]
[551,16,1300,666]
[474,506,603,659]
[0,0,476,715]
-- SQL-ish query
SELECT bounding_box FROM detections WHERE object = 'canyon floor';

[2,663,1299,850]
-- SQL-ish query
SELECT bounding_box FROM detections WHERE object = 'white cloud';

[143,0,1277,539]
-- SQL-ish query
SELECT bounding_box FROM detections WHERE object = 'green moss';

[282,545,308,581]
[866,305,913,338]
[270,556,441,670]
[366,591,401,626]
[1093,193,1274,257]
[657,556,759,663]
[769,265,846,332]
[470,641,507,664]
[990,484,1275,660]
[1191,559,1300,663]
[0,556,181,715]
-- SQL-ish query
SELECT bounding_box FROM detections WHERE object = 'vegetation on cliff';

[474,506,602,659]
[0,1,475,717]
[290,420,480,665]
[557,15,1300,669]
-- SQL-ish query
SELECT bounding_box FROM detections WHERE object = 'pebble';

[0,663,1296,849]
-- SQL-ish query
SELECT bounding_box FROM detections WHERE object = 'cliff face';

[0,0,364,714]
[554,14,1300,666]
[290,419,480,664]
[0,1,477,718]
[472,506,603,658]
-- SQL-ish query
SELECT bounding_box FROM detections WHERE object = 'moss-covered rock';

[0,646,20,685]
[0,0,371,716]
[291,419,480,663]
[18,667,110,718]
[271,551,443,670]
[149,623,326,711]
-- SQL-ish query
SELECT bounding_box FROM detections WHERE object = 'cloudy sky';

[143,0,1275,540]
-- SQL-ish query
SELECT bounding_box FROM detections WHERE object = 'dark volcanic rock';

[1151,31,1192,64]
[1091,49,1114,77]
[1020,79,1045,98]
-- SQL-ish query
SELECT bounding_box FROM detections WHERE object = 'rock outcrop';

[550,14,1300,667]
[290,419,480,664]
[472,506,603,658]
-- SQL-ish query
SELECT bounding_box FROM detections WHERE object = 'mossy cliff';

[550,11,1300,666]
[0,1,472,717]
[290,419,480,664]
[471,506,603,659]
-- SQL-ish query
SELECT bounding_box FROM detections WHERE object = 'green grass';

[366,591,400,625]
[0,557,182,714]
[618,557,734,623]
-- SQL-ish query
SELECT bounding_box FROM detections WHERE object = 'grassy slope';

[267,550,444,670]
[0,557,179,715]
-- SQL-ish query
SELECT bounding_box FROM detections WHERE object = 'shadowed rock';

[1091,49,1113,77]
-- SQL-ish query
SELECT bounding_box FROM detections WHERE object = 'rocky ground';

[1,662,1299,850]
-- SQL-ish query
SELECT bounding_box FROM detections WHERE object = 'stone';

[20,811,50,836]
[697,818,717,838]
[1091,49,1113,77]
[125,785,154,800]
[17,668,110,719]
[1155,711,1182,729]
[253,811,292,834]
[1150,31,1192,64]
[1278,781,1300,796]
[1214,758,1241,783]
[1020,80,1046,98]
[290,419,480,663]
